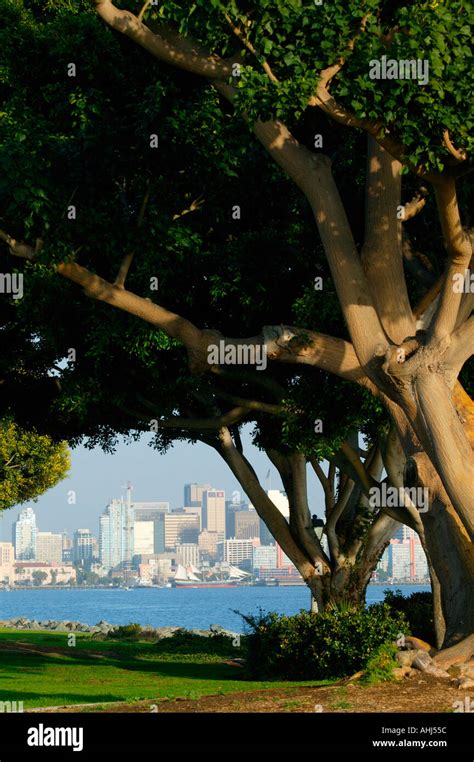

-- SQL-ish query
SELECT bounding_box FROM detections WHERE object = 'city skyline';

[0,427,326,540]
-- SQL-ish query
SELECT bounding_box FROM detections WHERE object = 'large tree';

[1,0,472,649]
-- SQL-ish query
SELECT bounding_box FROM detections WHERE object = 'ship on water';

[172,563,250,588]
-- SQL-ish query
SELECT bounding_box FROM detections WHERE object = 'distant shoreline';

[1,580,431,591]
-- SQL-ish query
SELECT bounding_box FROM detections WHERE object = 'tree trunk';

[412,453,474,647]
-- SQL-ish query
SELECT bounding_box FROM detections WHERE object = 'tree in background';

[0,418,70,511]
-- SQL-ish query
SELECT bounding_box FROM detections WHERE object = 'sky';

[0,425,325,542]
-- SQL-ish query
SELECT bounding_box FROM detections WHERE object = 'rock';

[396,651,416,668]
[412,650,433,671]
[392,666,413,680]
[456,676,474,690]
[404,636,434,653]
[411,649,450,678]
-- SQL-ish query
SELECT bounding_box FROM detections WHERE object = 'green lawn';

[0,629,329,710]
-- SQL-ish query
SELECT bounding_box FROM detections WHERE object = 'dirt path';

[29,674,468,713]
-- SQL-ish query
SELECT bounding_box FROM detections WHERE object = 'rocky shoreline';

[0,617,238,639]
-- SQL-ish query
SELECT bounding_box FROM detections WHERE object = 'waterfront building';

[276,543,297,570]
[14,561,76,586]
[219,538,260,564]
[0,542,15,584]
[387,536,429,580]
[252,544,277,572]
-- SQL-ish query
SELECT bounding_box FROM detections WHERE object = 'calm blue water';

[0,585,430,633]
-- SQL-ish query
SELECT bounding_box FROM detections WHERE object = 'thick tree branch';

[429,179,473,342]
[93,0,233,79]
[361,137,415,344]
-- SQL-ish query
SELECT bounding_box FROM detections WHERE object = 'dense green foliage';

[362,642,398,684]
[383,589,436,644]
[240,604,409,679]
[0,1,471,496]
[138,0,473,174]
[0,417,70,510]
[0,0,387,461]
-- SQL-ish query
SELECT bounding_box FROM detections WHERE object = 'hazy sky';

[0,425,325,541]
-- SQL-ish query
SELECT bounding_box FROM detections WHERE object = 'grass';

[0,629,331,710]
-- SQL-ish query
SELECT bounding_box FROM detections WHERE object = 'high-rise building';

[132,506,167,554]
[62,531,73,563]
[234,509,260,540]
[99,488,135,572]
[164,512,200,549]
[219,538,260,564]
[72,529,97,563]
[387,537,429,580]
[225,499,249,538]
[134,521,155,556]
[36,532,63,564]
[0,542,14,583]
[276,543,296,570]
[133,502,170,517]
[259,490,289,545]
[184,506,202,530]
[184,484,212,508]
[175,543,200,567]
[12,507,37,560]
[202,490,226,541]
[198,530,219,561]
[252,545,277,571]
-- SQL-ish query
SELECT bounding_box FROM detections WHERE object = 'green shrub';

[240,603,409,680]
[362,643,398,685]
[155,629,241,657]
[382,589,435,644]
[106,623,143,640]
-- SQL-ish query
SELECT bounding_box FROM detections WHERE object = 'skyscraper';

[202,490,226,541]
[99,489,135,572]
[73,529,97,563]
[12,507,37,560]
[184,484,212,508]
[259,490,289,545]
[36,532,63,564]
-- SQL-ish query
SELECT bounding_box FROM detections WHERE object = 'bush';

[106,623,143,640]
[382,589,435,644]
[362,643,398,685]
[155,629,241,657]
[240,603,409,680]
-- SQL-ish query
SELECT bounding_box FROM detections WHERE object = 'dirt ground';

[33,673,469,713]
